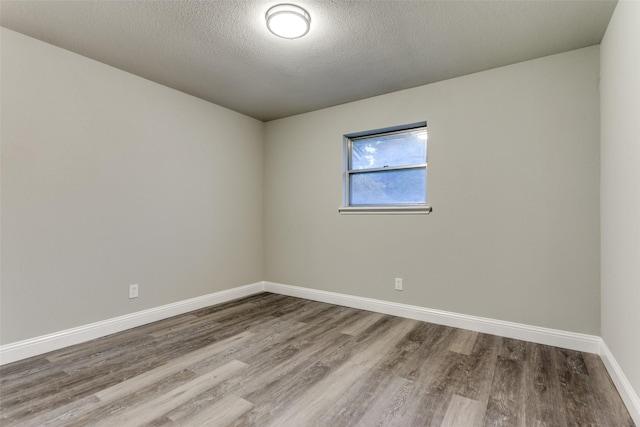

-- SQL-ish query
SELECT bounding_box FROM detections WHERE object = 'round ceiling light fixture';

[265,4,311,39]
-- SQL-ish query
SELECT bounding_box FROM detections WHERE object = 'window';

[340,122,431,214]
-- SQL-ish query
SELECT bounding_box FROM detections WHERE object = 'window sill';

[338,205,432,215]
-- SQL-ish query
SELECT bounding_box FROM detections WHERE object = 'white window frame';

[339,122,432,215]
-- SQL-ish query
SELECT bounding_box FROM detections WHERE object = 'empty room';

[1,0,638,426]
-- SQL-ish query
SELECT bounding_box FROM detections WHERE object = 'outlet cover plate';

[129,284,139,299]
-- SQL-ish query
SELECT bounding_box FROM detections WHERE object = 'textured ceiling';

[1,0,616,122]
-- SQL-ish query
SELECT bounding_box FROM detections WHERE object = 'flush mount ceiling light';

[265,4,311,39]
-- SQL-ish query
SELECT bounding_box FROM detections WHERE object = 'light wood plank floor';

[0,293,634,426]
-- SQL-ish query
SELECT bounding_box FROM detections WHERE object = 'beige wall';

[601,0,640,404]
[265,46,601,335]
[0,28,264,344]
[1,27,604,346]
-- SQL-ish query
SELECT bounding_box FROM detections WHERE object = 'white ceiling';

[1,0,616,122]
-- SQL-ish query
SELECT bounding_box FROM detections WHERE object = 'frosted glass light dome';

[266,4,311,39]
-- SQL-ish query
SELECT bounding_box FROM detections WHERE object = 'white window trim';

[338,205,432,215]
[341,122,432,215]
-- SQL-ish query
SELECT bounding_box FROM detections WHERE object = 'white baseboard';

[0,282,264,366]
[0,281,601,365]
[263,281,603,354]
[600,342,640,425]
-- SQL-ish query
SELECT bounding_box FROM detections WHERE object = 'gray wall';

[1,28,604,347]
[1,29,264,344]
[265,46,601,335]
[601,0,640,404]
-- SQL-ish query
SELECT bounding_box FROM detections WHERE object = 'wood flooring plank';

[0,367,70,404]
[440,394,484,427]
[484,362,522,427]
[194,295,299,324]
[340,311,386,336]
[519,342,567,427]
[454,332,500,403]
[375,325,463,426]
[448,328,479,355]
[226,329,355,404]
[40,319,249,411]
[145,415,175,426]
[263,316,419,426]
[352,375,414,427]
[554,348,604,426]
[555,348,635,427]
[226,351,352,424]
[317,367,410,427]
[317,323,439,425]
[60,336,161,376]
[340,323,458,426]
[141,314,285,366]
[296,303,358,324]
[274,299,335,323]
[42,370,196,427]
[4,326,251,422]
[191,307,359,378]
[397,355,466,426]
[484,338,525,426]
[226,329,370,424]
[230,316,411,425]
[269,296,325,318]
[168,394,253,426]
[582,352,635,426]
[2,356,166,422]
[95,330,254,403]
[0,356,56,387]
[147,314,205,338]
[393,324,455,381]
[373,322,443,375]
[43,319,170,363]
[93,359,248,426]
[14,395,101,427]
[188,295,261,317]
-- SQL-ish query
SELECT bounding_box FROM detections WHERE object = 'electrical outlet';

[129,284,139,299]
[395,278,403,291]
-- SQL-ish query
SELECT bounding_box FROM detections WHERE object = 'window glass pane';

[351,131,426,170]
[350,168,426,205]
